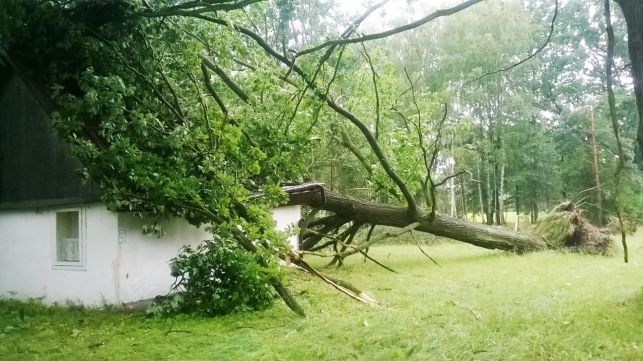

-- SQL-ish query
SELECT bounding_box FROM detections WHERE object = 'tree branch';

[296,0,483,57]
[361,43,381,140]
[287,1,387,133]
[200,61,259,148]
[289,252,377,305]
[200,55,250,103]
[434,170,469,188]
[470,0,558,82]
[139,0,264,16]
[337,222,422,258]
[337,238,399,273]
[411,232,441,267]
[338,127,373,176]
[428,103,449,221]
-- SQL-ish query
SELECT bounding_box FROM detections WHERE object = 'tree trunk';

[493,162,501,225]
[615,0,643,166]
[449,158,457,217]
[514,186,520,231]
[589,106,603,225]
[289,186,548,253]
[499,150,506,225]
[476,159,485,223]
[531,201,539,224]
[460,174,468,221]
[486,161,494,225]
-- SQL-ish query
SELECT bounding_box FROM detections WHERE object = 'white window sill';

[52,263,86,271]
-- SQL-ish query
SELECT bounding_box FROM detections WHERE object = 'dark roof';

[0,61,100,209]
[281,182,325,195]
[281,182,325,206]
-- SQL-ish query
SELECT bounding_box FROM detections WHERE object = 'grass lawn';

[1,229,642,360]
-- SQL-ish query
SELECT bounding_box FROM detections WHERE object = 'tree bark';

[476,159,485,223]
[615,0,643,167]
[449,158,457,217]
[499,149,506,225]
[485,161,494,224]
[459,174,468,221]
[514,186,520,231]
[531,201,539,224]
[588,106,603,225]
[493,162,501,225]
[289,186,548,253]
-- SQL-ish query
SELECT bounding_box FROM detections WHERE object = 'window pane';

[56,211,80,262]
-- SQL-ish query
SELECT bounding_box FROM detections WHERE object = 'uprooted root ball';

[535,202,612,254]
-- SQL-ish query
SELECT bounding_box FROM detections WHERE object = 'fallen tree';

[286,184,549,254]
[286,185,614,263]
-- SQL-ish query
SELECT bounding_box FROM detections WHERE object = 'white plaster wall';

[117,214,209,303]
[117,206,302,303]
[0,203,302,305]
[272,205,301,250]
[0,203,119,305]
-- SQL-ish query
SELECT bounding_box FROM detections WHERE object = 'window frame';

[51,207,86,271]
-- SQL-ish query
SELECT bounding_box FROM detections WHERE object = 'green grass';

[2,230,642,360]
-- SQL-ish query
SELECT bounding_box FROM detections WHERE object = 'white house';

[0,204,300,306]
[0,55,301,306]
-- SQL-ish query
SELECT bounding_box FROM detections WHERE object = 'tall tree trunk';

[476,158,485,223]
[589,106,603,225]
[486,161,494,225]
[499,155,506,225]
[449,158,457,217]
[460,174,468,221]
[291,186,549,253]
[615,0,643,166]
[531,201,539,224]
[514,186,520,231]
[493,162,501,225]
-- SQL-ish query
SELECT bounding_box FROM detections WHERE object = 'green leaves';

[150,236,280,317]
[1,1,316,315]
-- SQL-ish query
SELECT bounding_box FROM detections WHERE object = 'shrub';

[149,236,279,317]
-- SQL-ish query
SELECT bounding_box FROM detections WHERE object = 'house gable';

[0,61,99,209]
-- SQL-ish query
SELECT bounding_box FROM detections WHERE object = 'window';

[53,208,85,269]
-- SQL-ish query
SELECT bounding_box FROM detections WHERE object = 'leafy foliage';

[149,236,280,316]
[2,0,306,315]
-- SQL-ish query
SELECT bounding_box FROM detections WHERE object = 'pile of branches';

[535,202,612,254]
